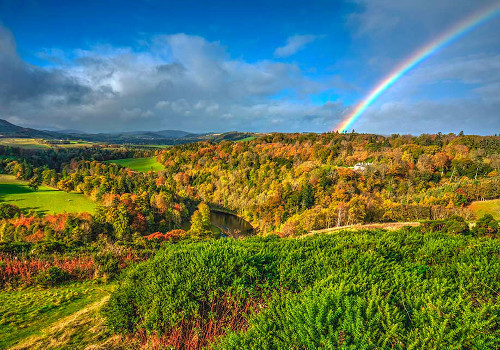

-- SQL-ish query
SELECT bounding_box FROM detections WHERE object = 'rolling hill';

[0,119,56,138]
[0,118,258,145]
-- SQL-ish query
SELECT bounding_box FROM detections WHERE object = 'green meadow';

[0,175,96,215]
[106,156,164,172]
[235,136,257,142]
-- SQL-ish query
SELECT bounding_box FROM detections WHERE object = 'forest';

[0,132,499,349]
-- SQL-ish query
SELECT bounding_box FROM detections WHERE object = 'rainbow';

[335,2,500,133]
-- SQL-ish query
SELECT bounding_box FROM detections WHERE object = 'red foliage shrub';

[0,253,95,286]
[24,229,45,243]
[145,229,186,242]
[12,215,36,228]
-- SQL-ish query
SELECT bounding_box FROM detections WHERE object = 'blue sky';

[0,0,499,134]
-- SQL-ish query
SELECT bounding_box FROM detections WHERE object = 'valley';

[2,1,500,348]
[0,128,499,349]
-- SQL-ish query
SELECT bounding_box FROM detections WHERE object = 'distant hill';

[52,129,87,135]
[122,130,193,138]
[0,118,258,145]
[0,119,56,138]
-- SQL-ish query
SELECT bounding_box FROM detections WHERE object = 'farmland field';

[469,199,500,219]
[0,138,98,149]
[0,175,96,214]
[0,138,49,149]
[106,156,164,172]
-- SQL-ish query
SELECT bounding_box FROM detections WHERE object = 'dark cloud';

[0,26,91,106]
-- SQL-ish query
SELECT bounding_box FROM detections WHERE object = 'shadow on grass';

[0,183,33,195]
[0,183,49,215]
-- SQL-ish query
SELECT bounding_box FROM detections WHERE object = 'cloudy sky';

[0,0,499,134]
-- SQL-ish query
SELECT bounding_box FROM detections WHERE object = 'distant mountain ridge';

[0,119,55,138]
[0,118,257,145]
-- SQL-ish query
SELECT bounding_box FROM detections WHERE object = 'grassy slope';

[469,199,500,219]
[0,282,113,349]
[106,157,164,172]
[0,175,96,214]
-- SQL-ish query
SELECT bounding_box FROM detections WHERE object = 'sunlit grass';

[0,175,96,214]
[106,157,164,172]
[469,199,500,219]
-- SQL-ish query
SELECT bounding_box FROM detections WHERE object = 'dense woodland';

[0,132,498,245]
[156,132,500,234]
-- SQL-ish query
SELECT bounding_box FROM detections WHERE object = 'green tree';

[189,210,204,237]
[28,176,41,191]
[198,202,211,230]
[113,204,131,241]
[301,183,314,209]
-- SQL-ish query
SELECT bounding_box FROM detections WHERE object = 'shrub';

[0,203,21,220]
[473,214,499,235]
[35,266,71,287]
[106,229,500,349]
[31,240,67,255]
[422,215,469,235]
[443,215,469,235]
[93,251,120,279]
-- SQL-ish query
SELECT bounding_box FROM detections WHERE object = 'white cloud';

[274,35,319,58]
[0,26,341,133]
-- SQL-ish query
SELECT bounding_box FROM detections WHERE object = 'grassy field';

[235,136,257,142]
[469,199,500,219]
[0,282,113,349]
[0,138,98,149]
[48,140,98,148]
[106,156,164,172]
[0,138,49,149]
[0,175,96,214]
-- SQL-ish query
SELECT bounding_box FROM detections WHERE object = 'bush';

[444,215,469,235]
[93,251,120,279]
[106,230,500,349]
[31,240,67,255]
[422,215,469,235]
[0,241,32,254]
[0,203,21,220]
[473,214,499,235]
[35,266,71,287]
